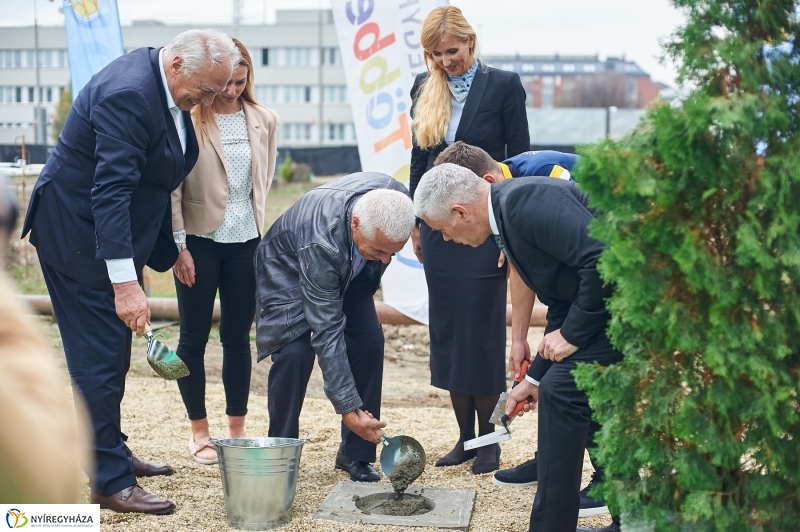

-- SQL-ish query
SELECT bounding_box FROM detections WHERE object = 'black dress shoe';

[334,452,380,482]
[131,455,174,477]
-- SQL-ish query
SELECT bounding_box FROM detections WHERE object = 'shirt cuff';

[525,375,540,386]
[173,229,186,245]
[105,258,138,284]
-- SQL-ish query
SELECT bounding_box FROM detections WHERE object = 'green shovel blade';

[145,331,190,380]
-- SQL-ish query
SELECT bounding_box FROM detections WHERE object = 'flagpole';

[33,0,43,144]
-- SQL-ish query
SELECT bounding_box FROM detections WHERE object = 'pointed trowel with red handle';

[464,358,535,451]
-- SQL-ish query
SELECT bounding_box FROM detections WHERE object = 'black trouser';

[266,270,384,463]
[40,259,137,496]
[529,331,623,532]
[174,236,258,421]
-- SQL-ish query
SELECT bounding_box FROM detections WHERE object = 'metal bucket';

[212,437,306,530]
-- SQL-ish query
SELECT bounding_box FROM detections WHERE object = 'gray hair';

[413,163,488,221]
[164,29,240,77]
[353,189,415,242]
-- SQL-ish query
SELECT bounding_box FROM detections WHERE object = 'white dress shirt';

[105,48,186,284]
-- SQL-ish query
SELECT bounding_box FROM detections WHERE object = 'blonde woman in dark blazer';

[171,39,277,464]
[409,6,530,475]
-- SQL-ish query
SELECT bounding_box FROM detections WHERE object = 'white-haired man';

[255,172,414,482]
[21,29,240,514]
[413,163,622,532]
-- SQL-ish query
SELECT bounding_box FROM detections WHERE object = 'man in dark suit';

[21,30,239,514]
[413,163,622,532]
[256,173,414,482]
[432,142,609,517]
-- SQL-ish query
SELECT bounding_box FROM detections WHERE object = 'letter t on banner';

[63,0,125,99]
[332,0,448,325]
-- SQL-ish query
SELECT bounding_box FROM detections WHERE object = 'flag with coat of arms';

[63,0,124,99]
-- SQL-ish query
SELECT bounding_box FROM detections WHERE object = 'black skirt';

[420,222,507,396]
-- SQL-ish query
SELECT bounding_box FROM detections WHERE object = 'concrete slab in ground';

[314,481,475,530]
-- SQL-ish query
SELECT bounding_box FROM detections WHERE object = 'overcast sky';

[2,0,686,85]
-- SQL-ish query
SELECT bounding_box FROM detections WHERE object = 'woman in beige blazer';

[170,39,277,464]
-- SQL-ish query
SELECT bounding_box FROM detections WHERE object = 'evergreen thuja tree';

[573,1,800,530]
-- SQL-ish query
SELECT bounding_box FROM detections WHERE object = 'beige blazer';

[172,101,277,236]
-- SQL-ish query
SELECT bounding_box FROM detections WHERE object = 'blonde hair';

[192,38,276,145]
[412,6,479,150]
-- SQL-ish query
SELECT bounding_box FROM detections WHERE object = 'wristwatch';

[176,242,187,253]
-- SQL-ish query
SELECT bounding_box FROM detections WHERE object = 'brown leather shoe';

[131,454,174,477]
[91,484,175,514]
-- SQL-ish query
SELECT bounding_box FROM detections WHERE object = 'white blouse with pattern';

[197,110,260,243]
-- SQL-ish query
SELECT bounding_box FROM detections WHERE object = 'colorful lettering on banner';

[333,0,447,183]
[332,0,449,325]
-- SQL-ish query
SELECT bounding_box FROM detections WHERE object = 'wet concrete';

[354,493,432,516]
[314,482,476,530]
[389,451,425,494]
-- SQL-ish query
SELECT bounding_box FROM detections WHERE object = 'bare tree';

[556,72,637,108]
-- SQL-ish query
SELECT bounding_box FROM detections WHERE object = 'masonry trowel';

[463,358,535,451]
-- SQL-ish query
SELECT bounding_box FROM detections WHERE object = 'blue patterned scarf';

[447,61,479,102]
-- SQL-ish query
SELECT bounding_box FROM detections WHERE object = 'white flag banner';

[332,0,448,325]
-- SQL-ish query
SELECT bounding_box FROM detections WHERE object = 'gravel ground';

[35,317,612,531]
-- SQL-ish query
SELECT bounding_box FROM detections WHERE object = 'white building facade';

[0,10,356,148]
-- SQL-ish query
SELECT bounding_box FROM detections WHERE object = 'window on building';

[541,77,554,108]
[323,85,347,103]
[256,85,279,104]
[28,87,34,103]
[39,87,53,103]
[261,48,269,66]
[282,123,311,141]
[39,49,52,68]
[276,48,315,67]
[327,123,345,141]
[15,87,22,103]
[582,64,597,73]
[321,47,341,65]
[542,64,555,72]
[57,49,67,67]
[282,86,313,103]
[522,63,534,73]
[25,50,34,67]
[562,64,575,72]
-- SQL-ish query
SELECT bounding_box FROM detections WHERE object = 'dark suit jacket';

[409,66,530,197]
[255,172,410,415]
[21,47,199,292]
[491,177,612,381]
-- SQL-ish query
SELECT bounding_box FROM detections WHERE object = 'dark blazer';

[491,177,612,381]
[21,47,199,291]
[409,66,530,197]
[255,172,410,415]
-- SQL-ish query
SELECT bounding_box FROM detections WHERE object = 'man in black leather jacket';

[255,172,415,481]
